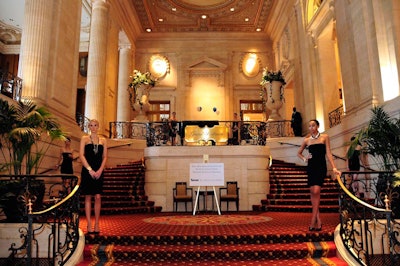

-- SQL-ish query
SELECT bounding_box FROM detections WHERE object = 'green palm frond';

[0,98,66,174]
[349,106,400,173]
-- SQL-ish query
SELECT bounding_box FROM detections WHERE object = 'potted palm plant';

[347,106,400,216]
[0,98,66,222]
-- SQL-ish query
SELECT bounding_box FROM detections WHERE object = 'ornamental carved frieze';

[185,56,227,87]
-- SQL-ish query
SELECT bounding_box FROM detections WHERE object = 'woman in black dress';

[297,119,341,231]
[79,119,108,234]
[169,111,178,146]
[57,137,73,173]
[56,137,74,188]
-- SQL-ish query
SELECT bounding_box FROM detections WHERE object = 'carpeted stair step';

[266,198,339,206]
[255,159,339,213]
[80,241,347,265]
[266,204,339,212]
[267,192,338,199]
[108,242,312,262]
[97,258,347,265]
[84,231,334,246]
[79,160,162,215]
[99,205,162,214]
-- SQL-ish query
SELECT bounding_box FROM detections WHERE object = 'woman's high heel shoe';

[309,226,315,231]
[314,225,322,231]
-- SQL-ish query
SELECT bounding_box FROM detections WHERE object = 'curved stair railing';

[0,174,81,266]
[336,171,400,265]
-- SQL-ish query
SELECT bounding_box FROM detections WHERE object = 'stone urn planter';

[263,80,284,121]
[259,69,286,121]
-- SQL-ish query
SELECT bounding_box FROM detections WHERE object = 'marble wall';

[144,145,270,212]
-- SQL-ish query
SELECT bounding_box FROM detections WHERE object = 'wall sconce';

[240,53,260,78]
[148,54,170,79]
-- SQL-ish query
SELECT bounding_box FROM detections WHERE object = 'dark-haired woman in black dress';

[297,119,341,231]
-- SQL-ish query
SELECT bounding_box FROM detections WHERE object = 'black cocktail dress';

[80,144,104,195]
[60,152,73,174]
[307,143,327,187]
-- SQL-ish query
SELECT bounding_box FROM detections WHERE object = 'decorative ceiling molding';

[129,0,274,33]
[0,21,22,46]
[0,0,276,53]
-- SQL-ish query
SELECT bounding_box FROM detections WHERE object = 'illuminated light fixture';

[230,8,235,12]
[201,15,207,19]
[148,54,170,79]
[245,18,249,22]
[146,28,152,32]
[256,28,261,32]
[172,7,177,11]
[241,53,260,78]
[158,18,164,22]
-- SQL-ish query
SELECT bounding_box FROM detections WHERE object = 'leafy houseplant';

[348,106,400,173]
[347,106,400,216]
[0,98,65,221]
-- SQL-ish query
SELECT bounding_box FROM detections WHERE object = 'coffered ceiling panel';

[130,0,274,33]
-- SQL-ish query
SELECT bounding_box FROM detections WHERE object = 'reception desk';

[144,145,270,212]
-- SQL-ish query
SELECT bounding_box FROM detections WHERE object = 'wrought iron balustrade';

[0,71,22,101]
[337,171,400,265]
[76,112,91,134]
[0,174,81,266]
[109,120,294,146]
[328,105,344,128]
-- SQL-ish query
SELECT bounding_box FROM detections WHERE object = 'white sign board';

[189,163,224,186]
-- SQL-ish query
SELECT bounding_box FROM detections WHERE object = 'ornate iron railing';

[328,105,344,128]
[0,71,22,101]
[337,171,400,265]
[75,112,91,134]
[109,120,294,146]
[0,174,81,266]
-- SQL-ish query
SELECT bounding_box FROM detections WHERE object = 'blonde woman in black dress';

[297,119,341,231]
[79,119,108,234]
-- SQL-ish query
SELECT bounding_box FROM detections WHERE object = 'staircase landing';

[77,212,347,265]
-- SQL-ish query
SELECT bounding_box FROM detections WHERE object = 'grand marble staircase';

[253,159,340,212]
[80,160,162,214]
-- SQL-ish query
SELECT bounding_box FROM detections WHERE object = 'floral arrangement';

[128,70,157,108]
[129,70,156,89]
[259,68,286,86]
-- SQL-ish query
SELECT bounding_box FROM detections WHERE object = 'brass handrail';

[0,174,81,266]
[336,170,398,265]
[337,171,391,212]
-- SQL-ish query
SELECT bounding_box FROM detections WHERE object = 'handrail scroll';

[0,174,81,266]
[337,171,400,265]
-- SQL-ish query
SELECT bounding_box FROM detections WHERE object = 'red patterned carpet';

[80,211,339,236]
[78,212,348,266]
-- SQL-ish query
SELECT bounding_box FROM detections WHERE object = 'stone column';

[117,45,132,121]
[18,0,54,102]
[85,0,110,125]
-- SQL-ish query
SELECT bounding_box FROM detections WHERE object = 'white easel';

[193,186,221,215]
[190,159,223,216]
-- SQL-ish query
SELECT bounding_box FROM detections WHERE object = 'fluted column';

[116,45,132,121]
[85,0,110,123]
[18,0,54,101]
